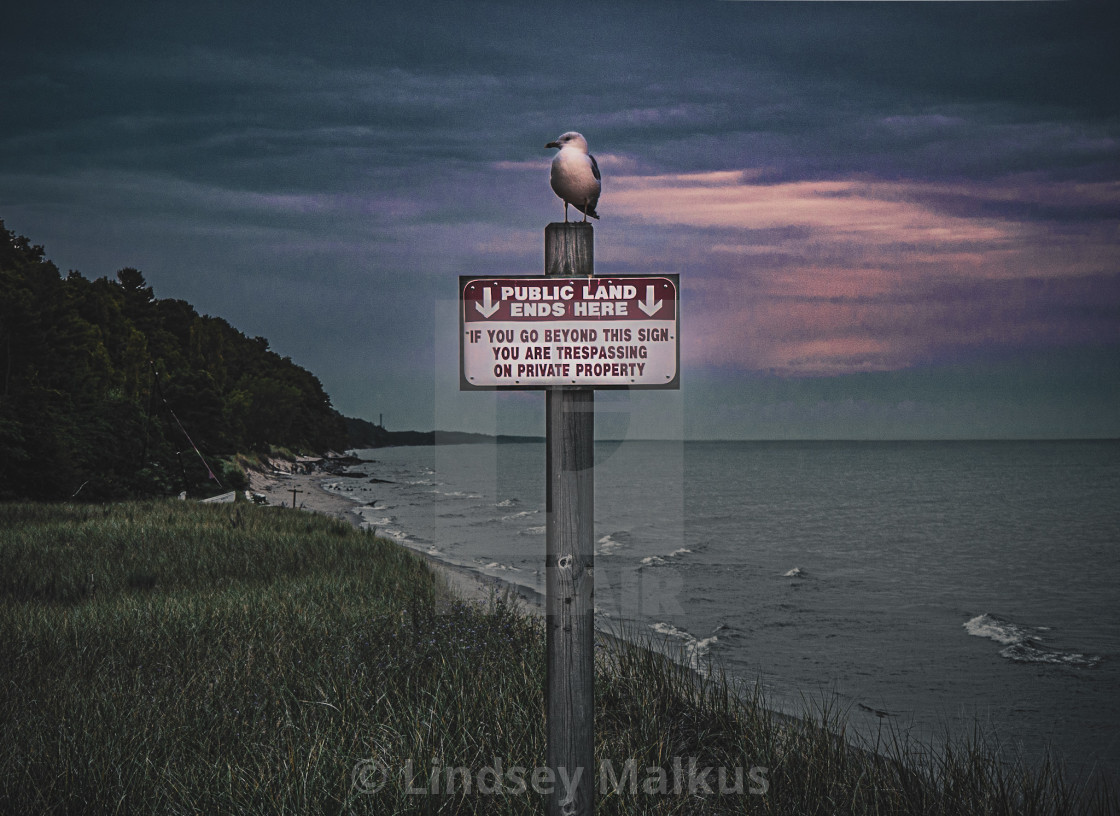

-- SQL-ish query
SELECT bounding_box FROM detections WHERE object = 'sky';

[2,0,1118,440]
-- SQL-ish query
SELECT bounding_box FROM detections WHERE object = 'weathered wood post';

[544,221,595,816]
[461,222,677,811]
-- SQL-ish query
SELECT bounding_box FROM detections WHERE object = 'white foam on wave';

[597,533,628,554]
[964,613,1102,668]
[639,547,691,567]
[368,524,409,543]
[650,621,718,671]
[964,613,1025,646]
[1004,644,1101,668]
[496,498,520,508]
[650,621,690,640]
[431,489,483,499]
[481,560,521,572]
[783,567,805,578]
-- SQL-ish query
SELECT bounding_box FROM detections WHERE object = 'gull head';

[546,131,590,153]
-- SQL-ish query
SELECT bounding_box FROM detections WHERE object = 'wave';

[649,621,718,671]
[431,489,482,499]
[783,567,807,578]
[858,702,895,719]
[367,525,407,542]
[639,547,692,567]
[964,613,1027,646]
[496,498,520,508]
[964,614,1102,668]
[650,621,691,640]
[710,622,739,642]
[597,531,632,554]
[479,560,521,573]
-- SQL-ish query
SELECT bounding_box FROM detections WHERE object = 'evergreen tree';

[0,218,348,500]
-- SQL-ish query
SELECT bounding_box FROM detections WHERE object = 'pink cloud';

[603,170,1120,375]
[611,173,1020,246]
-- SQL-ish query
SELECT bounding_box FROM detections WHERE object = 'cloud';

[2,0,1117,437]
[596,169,1120,375]
[611,173,1019,245]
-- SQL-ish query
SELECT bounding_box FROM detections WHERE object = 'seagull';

[546,131,600,222]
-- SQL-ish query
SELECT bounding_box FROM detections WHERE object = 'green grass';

[1,501,1115,814]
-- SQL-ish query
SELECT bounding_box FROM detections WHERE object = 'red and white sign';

[460,275,679,390]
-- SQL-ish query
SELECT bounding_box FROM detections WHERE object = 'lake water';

[327,439,1120,782]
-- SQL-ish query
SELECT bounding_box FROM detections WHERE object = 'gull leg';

[563,202,569,222]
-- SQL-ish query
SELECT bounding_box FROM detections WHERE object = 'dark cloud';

[2,0,1118,437]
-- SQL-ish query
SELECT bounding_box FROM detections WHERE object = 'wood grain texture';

[545,224,595,815]
[545,222,594,278]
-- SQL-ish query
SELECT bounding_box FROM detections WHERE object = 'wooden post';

[544,222,595,816]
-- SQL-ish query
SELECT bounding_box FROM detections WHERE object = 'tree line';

[0,218,348,501]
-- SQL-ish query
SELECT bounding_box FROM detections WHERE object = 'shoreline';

[234,459,1118,793]
[251,460,757,686]
[6,499,1109,811]
[248,462,543,613]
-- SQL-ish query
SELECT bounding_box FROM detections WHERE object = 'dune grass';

[1,500,1114,814]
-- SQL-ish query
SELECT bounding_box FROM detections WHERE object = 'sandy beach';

[247,459,541,613]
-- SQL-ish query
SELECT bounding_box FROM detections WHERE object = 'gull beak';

[546,141,560,149]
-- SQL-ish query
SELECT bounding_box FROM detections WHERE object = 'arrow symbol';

[475,287,499,318]
[638,285,663,317]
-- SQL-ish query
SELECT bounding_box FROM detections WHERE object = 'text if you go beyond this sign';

[460,275,679,389]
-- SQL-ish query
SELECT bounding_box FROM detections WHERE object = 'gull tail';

[577,204,600,220]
